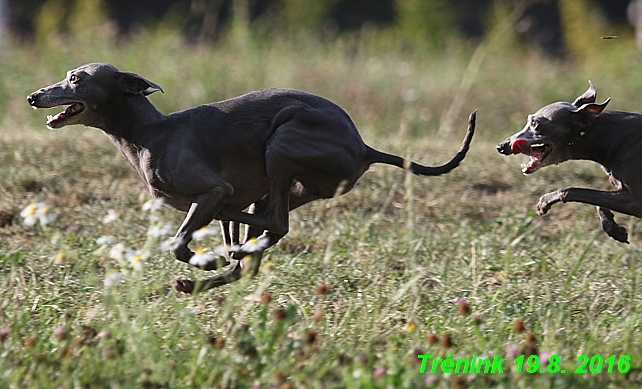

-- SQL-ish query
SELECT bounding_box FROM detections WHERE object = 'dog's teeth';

[47,115,53,121]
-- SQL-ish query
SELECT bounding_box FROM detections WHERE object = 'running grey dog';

[496,81,640,243]
[27,62,476,292]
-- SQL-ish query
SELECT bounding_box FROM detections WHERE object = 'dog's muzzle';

[27,92,40,107]
[496,140,512,155]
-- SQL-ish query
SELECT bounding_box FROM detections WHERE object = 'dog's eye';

[69,74,78,83]
[530,119,538,128]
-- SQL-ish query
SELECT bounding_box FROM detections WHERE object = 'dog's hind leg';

[597,206,629,243]
[230,181,336,258]
[220,220,241,247]
[173,256,262,293]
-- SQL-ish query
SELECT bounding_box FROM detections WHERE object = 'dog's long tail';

[365,110,476,176]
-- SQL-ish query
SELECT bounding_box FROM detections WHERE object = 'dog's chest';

[146,177,192,211]
[130,149,192,211]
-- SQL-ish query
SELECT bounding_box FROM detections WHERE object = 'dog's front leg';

[171,186,233,270]
[539,187,642,217]
[596,206,629,243]
[536,189,567,215]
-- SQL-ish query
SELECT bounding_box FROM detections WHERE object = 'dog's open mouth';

[46,102,85,128]
[510,139,552,175]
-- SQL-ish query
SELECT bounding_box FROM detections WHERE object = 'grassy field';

[2,25,642,388]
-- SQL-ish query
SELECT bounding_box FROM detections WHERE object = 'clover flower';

[505,344,520,359]
[539,351,553,364]
[53,325,67,341]
[20,202,56,227]
[374,366,387,380]
[425,375,437,386]
[102,209,119,224]
[315,281,328,295]
[457,297,470,316]
[513,318,526,333]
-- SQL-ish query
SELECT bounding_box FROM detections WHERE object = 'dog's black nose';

[26,93,37,106]
[496,141,511,155]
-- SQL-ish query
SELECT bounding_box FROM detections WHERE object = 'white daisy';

[108,243,126,260]
[142,198,164,212]
[104,271,124,287]
[189,248,216,267]
[241,237,269,253]
[20,202,39,226]
[96,236,117,245]
[37,205,56,227]
[126,249,149,271]
[147,223,173,238]
[160,237,180,251]
[102,209,118,224]
[20,202,56,227]
[192,226,218,240]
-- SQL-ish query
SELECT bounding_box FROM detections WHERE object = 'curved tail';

[365,110,476,176]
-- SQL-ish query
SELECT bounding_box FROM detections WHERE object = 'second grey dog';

[27,63,476,292]
[497,81,641,243]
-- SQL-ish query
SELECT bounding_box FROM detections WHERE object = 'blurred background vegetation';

[2,0,636,52]
[1,0,642,137]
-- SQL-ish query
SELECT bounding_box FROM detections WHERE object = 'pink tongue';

[511,139,532,155]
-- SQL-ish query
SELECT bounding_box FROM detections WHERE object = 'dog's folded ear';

[572,80,597,107]
[117,71,164,96]
[571,81,610,124]
[571,98,610,124]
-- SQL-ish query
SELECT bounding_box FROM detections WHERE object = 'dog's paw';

[602,220,629,244]
[536,200,552,216]
[228,244,245,260]
[171,245,195,263]
[536,192,560,215]
[172,279,195,294]
[198,255,230,271]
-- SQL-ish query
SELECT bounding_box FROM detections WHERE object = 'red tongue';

[511,139,532,155]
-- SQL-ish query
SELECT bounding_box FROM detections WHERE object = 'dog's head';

[27,62,163,130]
[496,81,610,174]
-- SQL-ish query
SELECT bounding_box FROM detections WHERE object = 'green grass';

[2,26,642,388]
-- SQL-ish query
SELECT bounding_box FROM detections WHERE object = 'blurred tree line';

[2,0,636,55]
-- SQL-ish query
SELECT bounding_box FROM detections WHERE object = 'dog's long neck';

[571,111,642,169]
[99,94,166,186]
[100,94,165,143]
